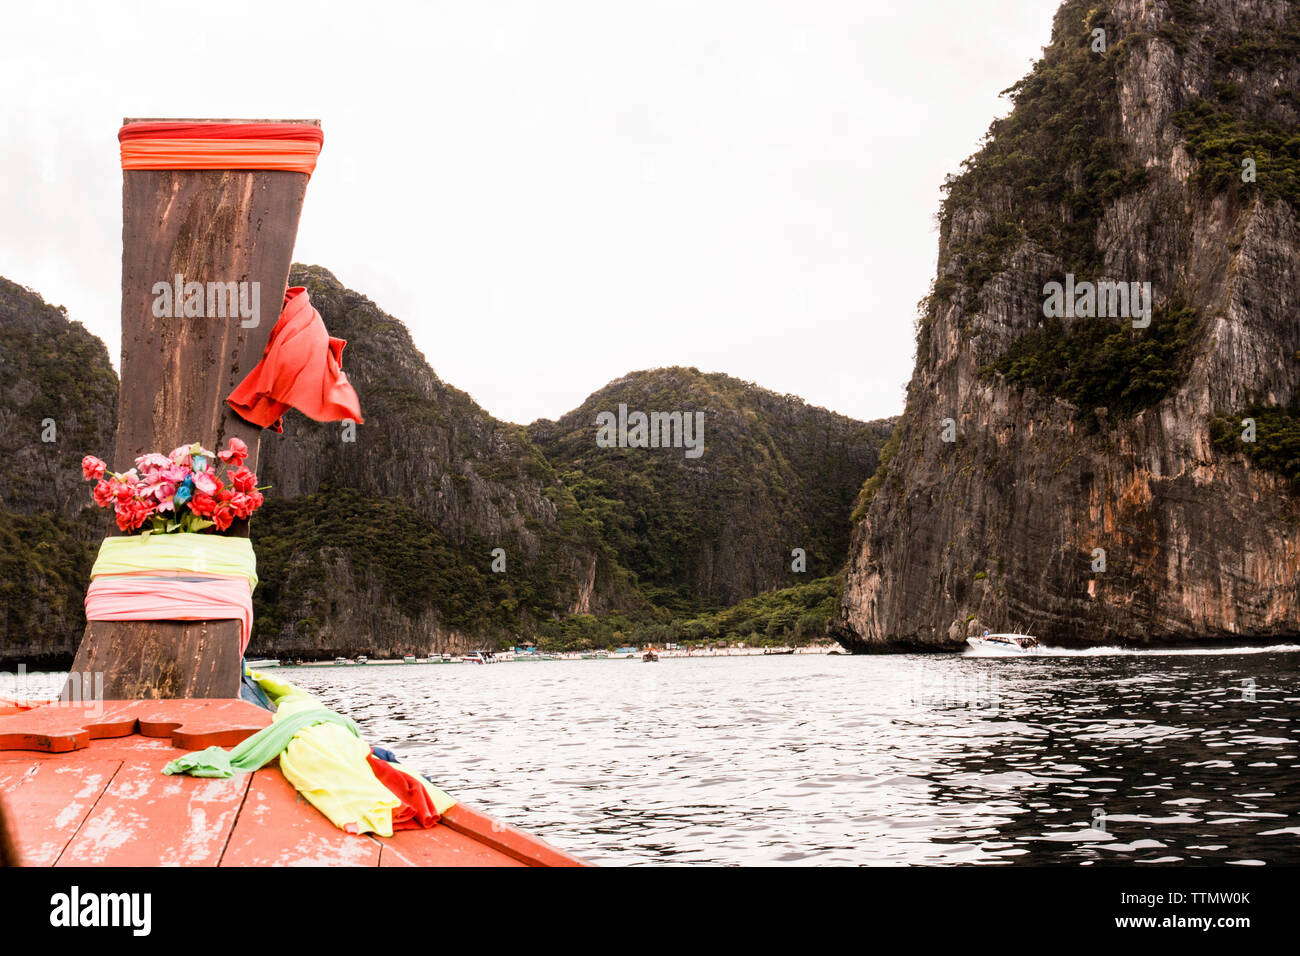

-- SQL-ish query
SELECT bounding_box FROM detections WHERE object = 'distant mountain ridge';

[530,367,894,611]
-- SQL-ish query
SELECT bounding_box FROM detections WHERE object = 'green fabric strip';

[162,707,359,778]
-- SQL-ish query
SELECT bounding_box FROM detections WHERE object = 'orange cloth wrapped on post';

[226,287,364,433]
[118,121,324,177]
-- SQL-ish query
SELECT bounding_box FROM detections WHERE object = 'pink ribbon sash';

[85,575,254,653]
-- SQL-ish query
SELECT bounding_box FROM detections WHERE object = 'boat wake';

[966,643,1300,659]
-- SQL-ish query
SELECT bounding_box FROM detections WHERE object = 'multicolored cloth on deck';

[162,667,454,837]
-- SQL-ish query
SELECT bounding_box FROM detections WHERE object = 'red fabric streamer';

[366,754,443,830]
[225,287,363,433]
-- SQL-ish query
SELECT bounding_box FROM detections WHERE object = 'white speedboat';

[966,632,1041,655]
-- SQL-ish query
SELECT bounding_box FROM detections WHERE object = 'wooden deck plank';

[219,767,382,867]
[0,698,271,754]
[0,758,123,866]
[56,751,250,867]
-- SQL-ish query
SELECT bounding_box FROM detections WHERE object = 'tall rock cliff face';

[0,278,117,661]
[837,0,1300,650]
[251,265,644,657]
[0,278,117,519]
[530,368,894,610]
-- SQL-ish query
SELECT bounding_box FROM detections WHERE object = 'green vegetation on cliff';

[0,510,101,657]
[0,279,118,663]
[1210,406,1300,489]
[1169,3,1300,207]
[254,487,526,643]
[0,267,888,660]
[980,304,1201,422]
[0,277,117,516]
[850,419,902,524]
[936,1,1145,304]
[1173,99,1300,207]
[536,574,843,652]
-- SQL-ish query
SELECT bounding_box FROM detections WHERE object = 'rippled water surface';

[258,647,1299,865]
[13,649,1295,865]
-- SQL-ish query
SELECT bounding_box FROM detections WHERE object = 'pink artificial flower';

[218,437,249,467]
[152,481,178,511]
[84,440,267,533]
[111,469,142,504]
[134,452,172,473]
[230,488,265,520]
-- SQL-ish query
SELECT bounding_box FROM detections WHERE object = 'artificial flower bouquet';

[82,438,266,534]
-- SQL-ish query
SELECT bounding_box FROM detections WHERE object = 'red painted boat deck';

[0,699,584,867]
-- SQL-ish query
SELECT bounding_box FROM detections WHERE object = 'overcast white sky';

[0,0,1059,425]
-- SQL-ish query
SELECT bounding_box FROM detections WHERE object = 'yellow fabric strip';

[278,722,401,837]
[249,668,400,836]
[92,533,257,590]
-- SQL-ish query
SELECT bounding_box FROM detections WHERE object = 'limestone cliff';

[836,0,1300,650]
[0,278,115,661]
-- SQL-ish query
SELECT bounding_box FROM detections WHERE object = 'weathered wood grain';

[69,620,245,700]
[221,770,384,867]
[114,166,311,485]
[0,758,123,866]
[55,753,250,867]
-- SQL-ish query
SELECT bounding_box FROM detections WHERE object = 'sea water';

[7,647,1297,866]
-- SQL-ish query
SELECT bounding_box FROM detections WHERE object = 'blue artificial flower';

[192,454,209,473]
[174,476,194,506]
